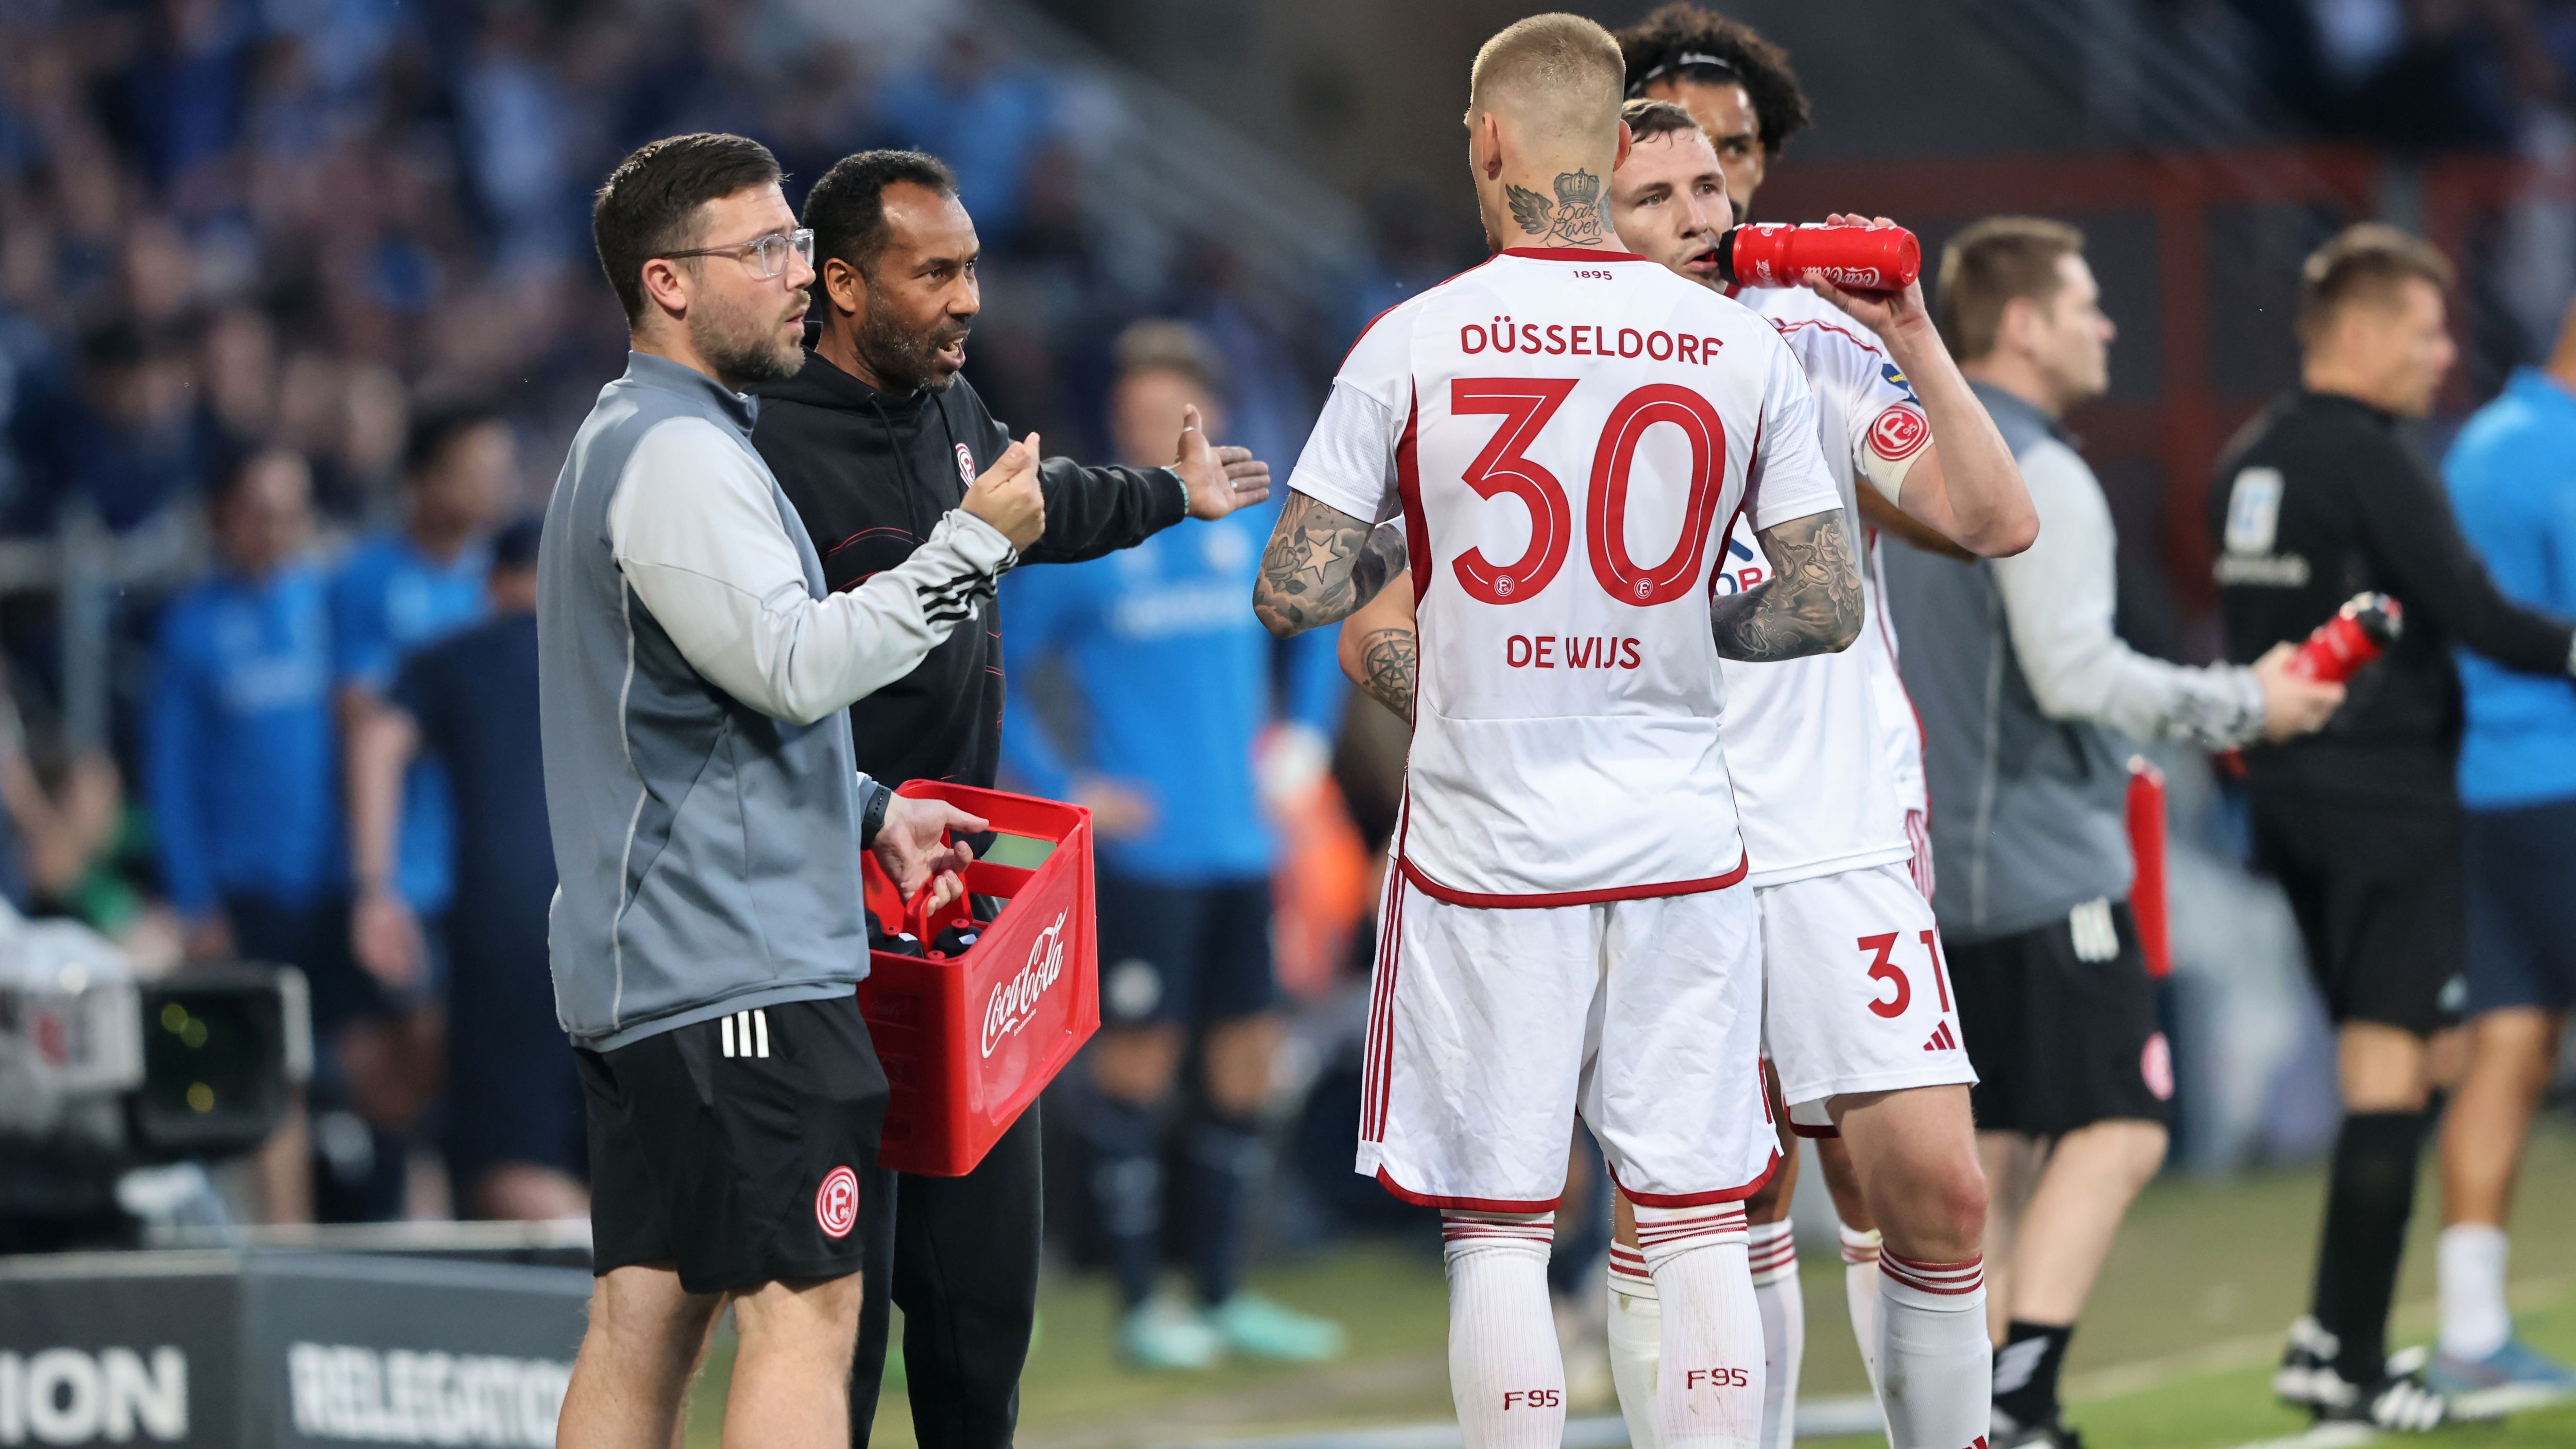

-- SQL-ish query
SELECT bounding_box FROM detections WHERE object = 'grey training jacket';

[539,353,1012,1051]
[1882,383,2268,945]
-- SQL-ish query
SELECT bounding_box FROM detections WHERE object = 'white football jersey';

[1290,248,1841,904]
[1713,285,1931,886]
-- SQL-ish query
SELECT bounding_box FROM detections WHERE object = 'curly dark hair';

[1612,5,1812,160]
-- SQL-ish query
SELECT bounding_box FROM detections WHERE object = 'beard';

[693,294,807,388]
[855,292,971,395]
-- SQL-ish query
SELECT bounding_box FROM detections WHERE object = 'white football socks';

[1607,1244,1664,1449]
[2438,1222,2511,1361]
[1838,1220,1884,1398]
[1633,1203,1764,1448]
[1442,1211,1565,1449]
[1746,1220,1803,1449]
[1876,1250,1990,1449]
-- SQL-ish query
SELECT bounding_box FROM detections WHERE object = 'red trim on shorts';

[1375,1165,1563,1214]
[1788,1120,1842,1140]
[1396,852,1749,908]
[1605,1148,1781,1207]
[1499,247,1651,262]
[1361,869,1408,1143]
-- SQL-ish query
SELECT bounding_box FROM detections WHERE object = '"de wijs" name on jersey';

[1504,634,1643,670]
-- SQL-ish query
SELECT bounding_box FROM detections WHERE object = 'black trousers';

[849,1102,1043,1449]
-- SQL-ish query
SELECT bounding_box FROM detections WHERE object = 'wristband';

[859,778,892,848]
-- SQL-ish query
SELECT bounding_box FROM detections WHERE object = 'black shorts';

[578,994,888,1294]
[1094,873,1278,1029]
[1947,899,2175,1137]
[2464,797,2576,1016]
[2248,783,2463,1035]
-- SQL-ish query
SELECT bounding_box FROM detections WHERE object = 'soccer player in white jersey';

[1339,98,2038,1449]
[1253,16,1862,1449]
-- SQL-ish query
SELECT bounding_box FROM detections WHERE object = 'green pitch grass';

[683,1118,2576,1448]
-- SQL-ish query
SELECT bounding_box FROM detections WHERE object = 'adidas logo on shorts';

[1923,1020,1958,1052]
[720,1008,771,1059]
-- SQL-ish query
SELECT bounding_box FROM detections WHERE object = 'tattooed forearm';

[1254,494,1406,638]
[1504,168,1606,246]
[1355,625,1418,723]
[1708,509,1865,662]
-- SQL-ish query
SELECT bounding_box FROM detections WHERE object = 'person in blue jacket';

[149,449,368,1217]
[2428,300,2576,1400]
[335,404,513,995]
[1002,322,1346,1370]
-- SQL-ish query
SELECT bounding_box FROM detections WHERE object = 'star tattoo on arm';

[1253,493,1408,638]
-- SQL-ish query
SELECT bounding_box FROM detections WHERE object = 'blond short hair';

[1468,13,1625,146]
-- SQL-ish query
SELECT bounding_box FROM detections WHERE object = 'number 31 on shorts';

[1857,929,1953,1019]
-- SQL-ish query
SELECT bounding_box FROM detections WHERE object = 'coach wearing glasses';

[543,133,1048,1449]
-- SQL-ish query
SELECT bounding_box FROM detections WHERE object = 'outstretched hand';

[1175,405,1272,520]
[873,794,984,914]
[1803,213,1933,342]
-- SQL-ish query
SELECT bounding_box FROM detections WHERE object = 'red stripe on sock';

[1879,1251,1984,1295]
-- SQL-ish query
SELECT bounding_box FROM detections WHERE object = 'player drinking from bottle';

[1340,95,2039,1449]
[1256,14,1859,1447]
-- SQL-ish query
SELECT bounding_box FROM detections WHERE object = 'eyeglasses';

[664,228,815,279]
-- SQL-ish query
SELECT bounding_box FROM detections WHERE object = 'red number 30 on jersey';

[1449,377,1732,608]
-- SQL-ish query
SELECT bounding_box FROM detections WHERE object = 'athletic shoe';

[1117,1297,1224,1371]
[2426,1337,2576,1418]
[1206,1291,1346,1363]
[2274,1315,2342,1408]
[2308,1354,2447,1433]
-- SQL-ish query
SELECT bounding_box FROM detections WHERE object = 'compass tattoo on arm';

[1505,169,1607,246]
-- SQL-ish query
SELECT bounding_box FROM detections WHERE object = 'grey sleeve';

[1990,441,2267,748]
[609,417,1019,725]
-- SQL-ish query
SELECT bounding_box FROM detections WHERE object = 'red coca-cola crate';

[857,781,1098,1176]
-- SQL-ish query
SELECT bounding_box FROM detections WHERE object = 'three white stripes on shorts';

[720,1008,771,1059]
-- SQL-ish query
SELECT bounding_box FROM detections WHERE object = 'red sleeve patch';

[1867,403,1930,462]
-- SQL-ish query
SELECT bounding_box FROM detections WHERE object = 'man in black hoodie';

[751,149,1273,1449]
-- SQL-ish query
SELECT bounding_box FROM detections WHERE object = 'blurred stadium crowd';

[0,0,1416,1232]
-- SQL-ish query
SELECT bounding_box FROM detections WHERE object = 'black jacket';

[752,352,1188,788]
[2208,389,2574,797]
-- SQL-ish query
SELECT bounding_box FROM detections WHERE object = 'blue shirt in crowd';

[1001,506,1344,884]
[2444,366,2576,809]
[149,561,341,915]
[330,531,489,914]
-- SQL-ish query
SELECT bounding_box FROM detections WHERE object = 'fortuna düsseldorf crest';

[815,1166,859,1237]
[1869,403,1930,462]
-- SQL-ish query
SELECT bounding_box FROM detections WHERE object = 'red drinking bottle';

[1718,222,1922,292]
[2289,592,2403,683]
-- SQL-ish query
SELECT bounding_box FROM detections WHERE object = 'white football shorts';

[1356,867,1777,1210]
[1758,859,1976,1132]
